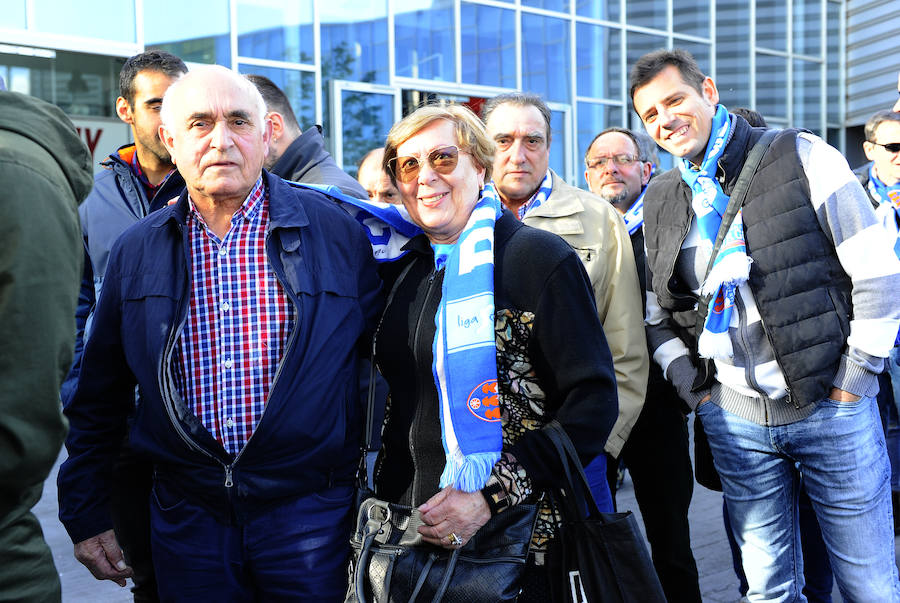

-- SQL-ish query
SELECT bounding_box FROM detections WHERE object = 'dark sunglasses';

[871,141,900,153]
[390,145,460,183]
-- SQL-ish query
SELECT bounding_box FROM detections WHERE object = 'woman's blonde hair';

[383,102,494,184]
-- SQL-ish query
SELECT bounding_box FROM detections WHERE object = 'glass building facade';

[1,0,846,187]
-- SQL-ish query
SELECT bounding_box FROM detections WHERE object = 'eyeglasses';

[586,154,639,170]
[389,145,461,183]
[871,141,900,153]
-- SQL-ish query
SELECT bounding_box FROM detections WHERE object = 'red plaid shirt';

[174,177,295,455]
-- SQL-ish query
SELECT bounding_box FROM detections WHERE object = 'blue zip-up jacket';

[58,171,382,544]
[60,145,185,405]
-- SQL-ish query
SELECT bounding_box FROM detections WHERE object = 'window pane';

[577,102,624,188]
[337,91,395,177]
[0,49,123,118]
[522,14,571,103]
[793,59,821,133]
[673,0,709,38]
[576,23,621,100]
[460,3,515,89]
[793,0,822,57]
[576,0,620,22]
[238,64,315,131]
[716,0,751,108]
[626,31,667,87]
[320,2,390,84]
[756,0,788,51]
[32,0,135,43]
[237,0,313,64]
[677,41,711,75]
[627,0,667,32]
[522,0,568,12]
[756,53,788,119]
[145,0,230,65]
[550,109,568,179]
[394,2,455,81]
[826,2,840,123]
[0,1,26,29]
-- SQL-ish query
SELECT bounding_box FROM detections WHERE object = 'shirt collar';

[188,176,266,229]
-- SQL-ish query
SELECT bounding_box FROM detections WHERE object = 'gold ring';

[447,532,463,547]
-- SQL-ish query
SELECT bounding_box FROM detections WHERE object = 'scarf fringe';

[698,330,734,359]
[440,451,502,492]
[701,253,752,296]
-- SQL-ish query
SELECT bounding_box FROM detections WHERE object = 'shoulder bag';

[544,420,666,603]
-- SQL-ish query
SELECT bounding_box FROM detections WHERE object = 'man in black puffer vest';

[630,48,900,602]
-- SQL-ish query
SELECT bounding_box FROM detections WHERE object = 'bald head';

[159,65,272,208]
[357,148,400,205]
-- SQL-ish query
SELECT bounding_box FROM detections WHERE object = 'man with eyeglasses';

[583,127,701,602]
[481,94,648,513]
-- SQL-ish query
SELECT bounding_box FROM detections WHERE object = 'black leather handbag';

[345,498,537,603]
[544,421,666,603]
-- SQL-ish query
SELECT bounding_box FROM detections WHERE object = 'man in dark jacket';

[584,127,701,603]
[631,48,900,601]
[246,74,367,198]
[0,91,93,601]
[58,65,381,600]
[61,50,187,602]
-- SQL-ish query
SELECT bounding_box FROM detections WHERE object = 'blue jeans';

[150,480,354,602]
[697,394,900,603]
[583,453,615,513]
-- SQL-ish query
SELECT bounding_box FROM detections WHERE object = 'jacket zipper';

[410,268,440,501]
[229,228,302,476]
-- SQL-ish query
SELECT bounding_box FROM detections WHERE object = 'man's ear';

[267,111,285,141]
[701,76,719,106]
[863,141,876,162]
[115,97,133,125]
[641,161,652,186]
[158,124,176,165]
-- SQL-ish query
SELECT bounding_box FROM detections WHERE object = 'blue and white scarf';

[678,105,751,360]
[622,189,645,235]
[299,181,503,492]
[868,166,900,259]
[517,170,554,219]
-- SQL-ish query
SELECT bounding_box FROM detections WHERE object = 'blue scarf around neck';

[299,181,503,492]
[678,105,751,359]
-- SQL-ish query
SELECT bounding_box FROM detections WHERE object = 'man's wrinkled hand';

[74,529,133,587]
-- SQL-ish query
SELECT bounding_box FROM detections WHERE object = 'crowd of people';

[2,46,899,603]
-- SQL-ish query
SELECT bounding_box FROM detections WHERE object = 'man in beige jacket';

[482,93,648,471]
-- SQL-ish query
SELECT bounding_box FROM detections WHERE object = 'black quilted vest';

[643,116,852,408]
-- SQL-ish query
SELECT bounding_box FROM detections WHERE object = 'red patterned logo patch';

[467,380,500,422]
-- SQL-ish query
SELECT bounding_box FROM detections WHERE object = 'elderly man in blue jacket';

[58,65,382,601]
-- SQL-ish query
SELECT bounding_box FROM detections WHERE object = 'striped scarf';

[678,105,751,359]
[299,181,503,492]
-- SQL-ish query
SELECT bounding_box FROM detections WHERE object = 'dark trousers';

[150,481,354,602]
[109,447,157,602]
[606,393,702,603]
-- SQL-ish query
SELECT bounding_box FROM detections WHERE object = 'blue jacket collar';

[152,169,310,230]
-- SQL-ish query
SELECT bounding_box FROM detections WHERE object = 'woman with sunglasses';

[370,103,618,599]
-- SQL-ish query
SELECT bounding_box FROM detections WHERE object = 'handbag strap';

[544,420,601,521]
[358,260,416,492]
[694,127,778,336]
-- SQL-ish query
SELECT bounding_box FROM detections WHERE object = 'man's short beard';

[600,188,629,207]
